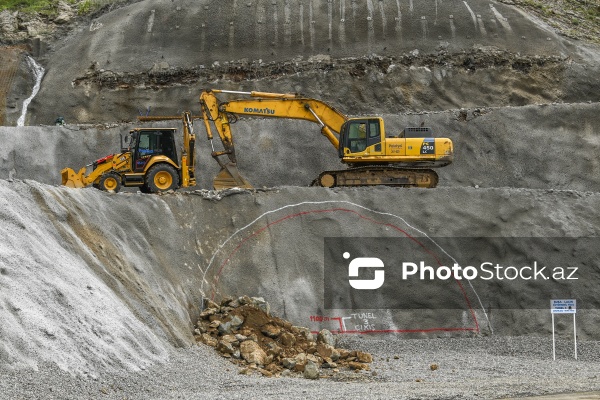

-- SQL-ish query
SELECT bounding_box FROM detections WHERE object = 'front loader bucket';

[61,167,88,188]
[213,162,253,190]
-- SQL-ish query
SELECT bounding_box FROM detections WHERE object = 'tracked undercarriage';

[312,166,439,188]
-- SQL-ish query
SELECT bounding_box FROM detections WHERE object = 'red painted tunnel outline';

[209,207,480,334]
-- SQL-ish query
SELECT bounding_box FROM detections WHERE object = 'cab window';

[348,122,367,152]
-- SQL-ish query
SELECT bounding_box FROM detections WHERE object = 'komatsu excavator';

[61,112,196,193]
[199,89,453,189]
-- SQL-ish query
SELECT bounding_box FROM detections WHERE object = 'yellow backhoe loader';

[61,112,196,193]
[199,89,454,189]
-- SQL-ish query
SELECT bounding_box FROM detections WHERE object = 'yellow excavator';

[61,112,196,193]
[199,89,454,189]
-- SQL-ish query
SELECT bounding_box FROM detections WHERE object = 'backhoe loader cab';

[121,131,133,152]
[126,128,179,172]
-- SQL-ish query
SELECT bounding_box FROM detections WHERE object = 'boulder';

[216,340,236,355]
[54,1,74,24]
[356,351,373,363]
[240,340,267,365]
[261,323,281,339]
[218,314,244,335]
[0,10,18,33]
[317,329,336,347]
[282,358,296,369]
[303,360,319,379]
[279,332,296,347]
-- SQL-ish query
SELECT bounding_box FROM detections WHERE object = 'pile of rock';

[194,296,373,379]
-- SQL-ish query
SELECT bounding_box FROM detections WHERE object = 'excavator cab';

[339,119,383,157]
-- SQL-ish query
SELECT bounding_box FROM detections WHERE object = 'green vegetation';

[76,0,93,15]
[0,0,111,15]
[0,0,58,14]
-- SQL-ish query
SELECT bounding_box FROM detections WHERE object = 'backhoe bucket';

[61,167,88,188]
[213,162,253,190]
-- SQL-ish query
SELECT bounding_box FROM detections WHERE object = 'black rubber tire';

[139,185,152,194]
[145,164,180,193]
[98,172,122,193]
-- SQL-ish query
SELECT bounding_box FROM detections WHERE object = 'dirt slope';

[1,178,600,376]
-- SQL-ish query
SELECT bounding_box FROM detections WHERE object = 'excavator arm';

[199,89,348,189]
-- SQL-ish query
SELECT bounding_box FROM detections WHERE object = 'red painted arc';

[210,207,480,334]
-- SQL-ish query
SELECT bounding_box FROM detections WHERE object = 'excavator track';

[312,166,439,188]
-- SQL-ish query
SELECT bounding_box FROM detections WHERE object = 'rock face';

[195,296,372,378]
[54,2,75,25]
[16,0,600,125]
[1,0,600,385]
[3,102,600,192]
[0,10,18,34]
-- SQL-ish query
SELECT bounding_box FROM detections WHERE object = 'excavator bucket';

[61,167,88,188]
[213,162,253,190]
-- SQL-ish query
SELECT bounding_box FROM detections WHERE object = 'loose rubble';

[194,296,373,379]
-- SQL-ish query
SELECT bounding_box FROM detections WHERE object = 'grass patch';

[0,0,55,14]
[0,0,106,15]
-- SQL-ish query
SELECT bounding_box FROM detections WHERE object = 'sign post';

[550,299,577,360]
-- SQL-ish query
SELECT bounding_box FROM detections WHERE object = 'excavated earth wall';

[2,179,600,376]
[9,0,599,125]
[1,102,598,191]
[1,101,600,374]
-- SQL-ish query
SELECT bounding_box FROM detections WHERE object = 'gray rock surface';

[10,0,598,125]
[1,178,599,376]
